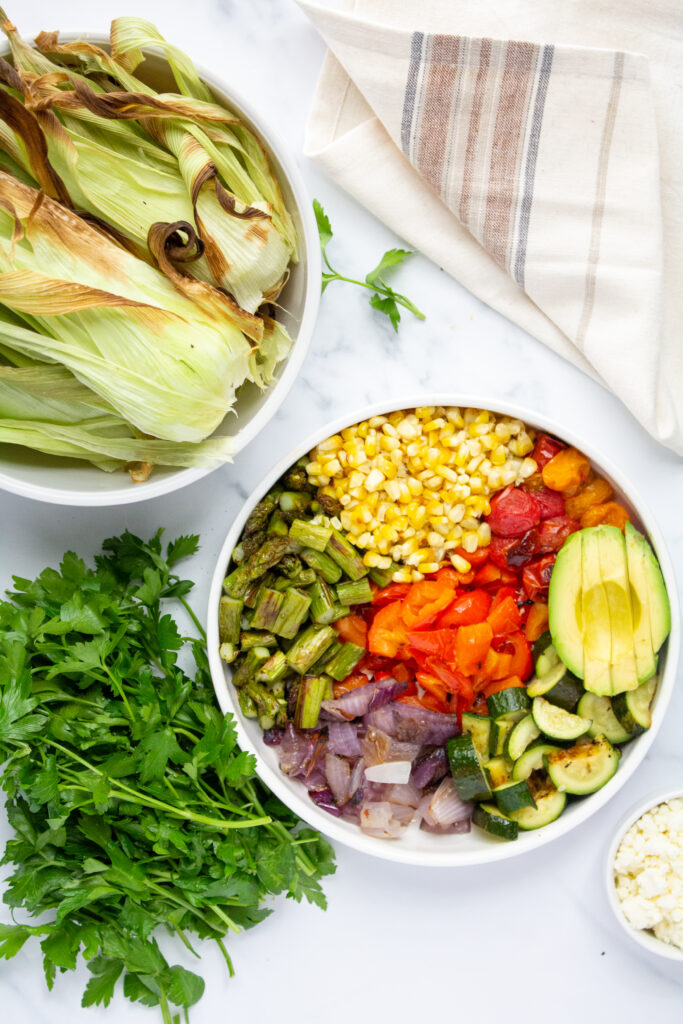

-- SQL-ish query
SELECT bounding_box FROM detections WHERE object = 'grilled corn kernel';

[307,407,537,574]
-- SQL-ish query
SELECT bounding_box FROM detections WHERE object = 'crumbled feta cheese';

[614,797,683,952]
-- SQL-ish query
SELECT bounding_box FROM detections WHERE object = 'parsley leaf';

[313,199,425,332]
[0,532,335,1023]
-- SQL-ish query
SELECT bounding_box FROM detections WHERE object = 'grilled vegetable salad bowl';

[208,400,679,865]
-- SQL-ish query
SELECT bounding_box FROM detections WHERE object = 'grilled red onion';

[359,800,414,839]
[420,817,471,834]
[309,787,341,816]
[321,677,407,721]
[419,777,473,829]
[324,752,351,806]
[410,745,449,789]
[386,781,421,808]
[367,702,460,745]
[327,720,363,757]
[348,757,366,799]
[362,726,421,767]
[262,727,284,746]
[277,724,318,777]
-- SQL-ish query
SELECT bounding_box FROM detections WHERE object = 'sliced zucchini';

[486,688,530,720]
[505,714,541,761]
[512,743,562,781]
[508,779,566,830]
[577,692,634,744]
[493,780,536,814]
[545,736,620,795]
[489,717,516,757]
[526,662,584,711]
[447,734,492,802]
[461,712,491,763]
[611,677,657,736]
[532,630,554,663]
[472,803,518,841]
[532,696,590,741]
[484,756,513,789]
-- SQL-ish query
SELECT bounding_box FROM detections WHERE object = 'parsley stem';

[215,937,235,978]
[44,739,271,830]
[177,595,206,641]
[207,903,240,933]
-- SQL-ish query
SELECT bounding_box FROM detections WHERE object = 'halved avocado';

[548,530,583,677]
[580,529,613,695]
[596,525,639,694]
[625,522,670,672]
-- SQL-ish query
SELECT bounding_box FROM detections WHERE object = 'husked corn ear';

[306,407,536,581]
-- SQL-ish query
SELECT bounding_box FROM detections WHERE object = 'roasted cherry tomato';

[487,486,541,538]
[438,589,492,628]
[333,613,368,647]
[522,555,556,602]
[541,448,591,493]
[580,501,631,532]
[564,475,614,519]
[531,434,566,469]
[452,546,490,569]
[535,516,581,553]
[532,487,567,520]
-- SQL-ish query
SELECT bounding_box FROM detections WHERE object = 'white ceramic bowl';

[0,33,320,506]
[605,789,683,961]
[207,395,680,866]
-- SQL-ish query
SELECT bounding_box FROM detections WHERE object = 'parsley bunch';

[314,199,425,333]
[0,531,334,1023]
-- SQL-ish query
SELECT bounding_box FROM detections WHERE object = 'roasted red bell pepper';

[455,621,493,676]
[407,628,458,663]
[333,613,368,648]
[487,594,522,636]
[401,579,456,629]
[438,589,492,628]
[367,601,411,659]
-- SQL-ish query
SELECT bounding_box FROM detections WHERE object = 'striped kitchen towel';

[299,0,683,456]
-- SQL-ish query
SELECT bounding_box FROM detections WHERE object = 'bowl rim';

[0,31,320,506]
[605,787,683,961]
[206,393,680,867]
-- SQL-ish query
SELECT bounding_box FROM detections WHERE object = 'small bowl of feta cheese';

[606,789,683,961]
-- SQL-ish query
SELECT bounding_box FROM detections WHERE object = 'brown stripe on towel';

[459,37,492,227]
[414,34,463,195]
[400,31,425,159]
[482,40,537,270]
[576,51,626,348]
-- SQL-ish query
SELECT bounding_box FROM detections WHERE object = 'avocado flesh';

[548,530,584,677]
[580,529,613,696]
[625,521,671,657]
[596,525,639,694]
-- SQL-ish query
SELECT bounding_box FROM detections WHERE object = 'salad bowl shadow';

[0,32,320,507]
[207,395,679,866]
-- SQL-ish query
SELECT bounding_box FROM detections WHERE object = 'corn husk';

[0,363,236,470]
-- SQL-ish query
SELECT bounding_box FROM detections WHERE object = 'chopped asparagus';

[368,563,398,587]
[245,680,287,729]
[325,642,366,681]
[309,638,344,675]
[336,578,373,606]
[308,579,336,624]
[223,563,251,599]
[289,518,333,552]
[279,491,311,516]
[273,566,317,590]
[219,595,243,644]
[256,650,289,685]
[238,688,258,718]
[294,674,332,729]
[316,488,342,515]
[326,528,368,581]
[251,587,285,630]
[231,646,271,688]
[300,548,342,584]
[281,462,313,492]
[239,630,277,650]
[285,624,336,675]
[272,588,312,639]
[219,642,237,664]
[244,492,278,537]
[267,511,289,536]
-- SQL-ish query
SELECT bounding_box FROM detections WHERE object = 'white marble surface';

[1,1,682,1021]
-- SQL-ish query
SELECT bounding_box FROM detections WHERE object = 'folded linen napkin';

[299,0,683,455]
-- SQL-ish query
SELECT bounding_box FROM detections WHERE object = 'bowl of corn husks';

[0,15,319,505]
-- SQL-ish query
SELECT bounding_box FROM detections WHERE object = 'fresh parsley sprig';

[0,531,335,1023]
[313,199,425,333]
